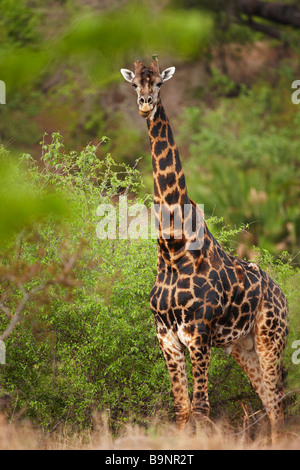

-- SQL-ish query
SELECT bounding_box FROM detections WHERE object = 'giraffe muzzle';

[139,104,153,118]
[139,109,152,117]
[138,97,153,117]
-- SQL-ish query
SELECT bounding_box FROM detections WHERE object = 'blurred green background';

[0,0,299,257]
[0,0,300,435]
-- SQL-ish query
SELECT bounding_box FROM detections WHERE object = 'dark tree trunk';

[237,0,300,28]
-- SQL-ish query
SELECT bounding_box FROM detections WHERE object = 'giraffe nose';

[139,96,153,105]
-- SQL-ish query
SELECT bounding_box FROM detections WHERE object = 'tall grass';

[0,414,299,450]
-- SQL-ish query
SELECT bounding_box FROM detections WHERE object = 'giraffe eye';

[156,82,163,88]
[132,83,138,89]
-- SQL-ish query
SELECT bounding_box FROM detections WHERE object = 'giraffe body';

[121,59,289,436]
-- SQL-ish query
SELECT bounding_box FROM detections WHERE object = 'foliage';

[177,0,300,46]
[0,145,67,242]
[0,135,163,430]
[179,76,300,257]
[0,0,42,47]
[0,0,212,168]
[0,1,212,94]
[0,0,299,436]
[0,134,298,434]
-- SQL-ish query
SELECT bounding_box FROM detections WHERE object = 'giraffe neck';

[147,100,189,208]
[147,100,199,256]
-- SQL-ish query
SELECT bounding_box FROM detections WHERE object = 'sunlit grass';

[0,413,299,450]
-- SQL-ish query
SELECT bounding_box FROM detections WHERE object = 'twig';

[45,420,63,438]
[0,300,12,319]
[233,389,300,436]
[0,280,54,342]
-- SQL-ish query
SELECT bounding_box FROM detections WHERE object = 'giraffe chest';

[150,270,193,313]
[149,268,222,322]
[149,259,265,347]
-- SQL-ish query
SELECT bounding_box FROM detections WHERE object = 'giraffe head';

[121,56,175,119]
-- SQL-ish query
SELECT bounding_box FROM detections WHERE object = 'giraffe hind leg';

[232,332,286,441]
[232,297,289,441]
[254,300,289,440]
[231,341,269,415]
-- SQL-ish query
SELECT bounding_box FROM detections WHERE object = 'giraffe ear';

[120,68,135,83]
[161,67,175,82]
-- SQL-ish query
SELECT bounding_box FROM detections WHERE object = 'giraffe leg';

[188,335,212,430]
[231,341,269,411]
[232,334,285,442]
[157,329,191,429]
[254,343,285,443]
[254,303,288,442]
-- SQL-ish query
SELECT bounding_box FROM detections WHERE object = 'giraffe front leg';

[157,329,191,429]
[188,333,212,430]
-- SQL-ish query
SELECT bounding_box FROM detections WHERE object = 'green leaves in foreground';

[0,3,212,93]
[0,145,68,242]
[0,134,298,432]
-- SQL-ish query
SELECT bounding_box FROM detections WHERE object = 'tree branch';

[239,18,283,39]
[0,255,79,342]
[0,283,48,342]
[236,0,300,29]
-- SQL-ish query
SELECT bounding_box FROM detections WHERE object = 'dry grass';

[0,414,41,450]
[0,413,299,450]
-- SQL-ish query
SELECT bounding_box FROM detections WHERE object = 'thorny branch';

[0,255,79,342]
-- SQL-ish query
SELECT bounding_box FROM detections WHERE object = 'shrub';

[178,78,300,257]
[0,134,298,434]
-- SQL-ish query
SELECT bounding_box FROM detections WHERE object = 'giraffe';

[120,57,289,438]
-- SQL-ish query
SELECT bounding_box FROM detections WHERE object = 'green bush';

[179,78,300,256]
[0,0,42,47]
[0,134,298,433]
